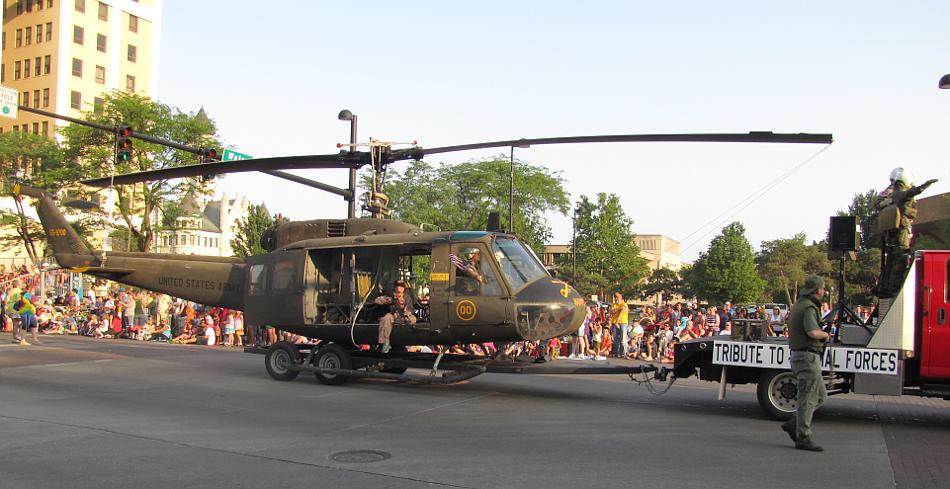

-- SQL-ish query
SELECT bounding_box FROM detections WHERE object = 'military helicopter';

[14,129,831,385]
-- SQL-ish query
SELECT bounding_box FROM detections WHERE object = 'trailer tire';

[757,370,797,421]
[265,342,300,381]
[313,344,352,386]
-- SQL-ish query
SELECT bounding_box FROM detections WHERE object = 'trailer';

[672,250,950,419]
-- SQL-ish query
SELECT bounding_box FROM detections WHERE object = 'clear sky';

[158,1,950,261]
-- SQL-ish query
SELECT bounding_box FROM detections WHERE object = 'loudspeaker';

[487,211,502,232]
[829,215,859,252]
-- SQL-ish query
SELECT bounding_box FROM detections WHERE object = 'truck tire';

[757,370,797,420]
[313,343,353,386]
[265,342,300,381]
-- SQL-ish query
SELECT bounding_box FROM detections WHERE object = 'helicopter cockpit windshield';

[491,237,549,292]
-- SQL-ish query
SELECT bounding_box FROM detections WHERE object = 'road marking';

[42,359,114,368]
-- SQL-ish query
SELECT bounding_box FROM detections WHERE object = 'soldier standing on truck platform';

[781,275,829,452]
[875,168,937,297]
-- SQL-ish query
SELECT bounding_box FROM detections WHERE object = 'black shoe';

[781,422,797,444]
[795,439,824,452]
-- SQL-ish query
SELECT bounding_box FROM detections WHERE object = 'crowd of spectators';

[1,266,257,348]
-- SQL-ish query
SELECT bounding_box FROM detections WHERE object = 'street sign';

[0,86,19,119]
[222,149,253,161]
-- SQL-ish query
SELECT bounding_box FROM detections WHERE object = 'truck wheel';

[265,342,300,381]
[313,344,353,386]
[757,370,797,420]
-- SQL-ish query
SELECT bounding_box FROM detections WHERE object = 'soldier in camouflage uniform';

[876,168,937,297]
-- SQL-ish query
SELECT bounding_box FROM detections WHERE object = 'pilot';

[876,167,937,297]
[374,279,419,354]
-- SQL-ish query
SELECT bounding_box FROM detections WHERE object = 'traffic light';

[116,125,133,162]
[199,148,218,162]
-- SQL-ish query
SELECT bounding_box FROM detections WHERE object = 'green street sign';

[222,149,253,161]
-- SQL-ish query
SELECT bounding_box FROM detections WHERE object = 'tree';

[640,267,682,304]
[231,204,281,257]
[60,91,221,252]
[688,221,763,304]
[756,233,831,304]
[564,193,649,298]
[361,156,569,253]
[0,131,73,261]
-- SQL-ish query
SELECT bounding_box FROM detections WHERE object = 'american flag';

[449,253,466,270]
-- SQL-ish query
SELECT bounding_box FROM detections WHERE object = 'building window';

[70,90,81,109]
[36,24,43,44]
[94,65,105,84]
[127,44,137,62]
[71,58,82,77]
[2,32,5,50]
[1,64,4,83]
[96,33,106,52]
[43,55,50,74]
[33,56,40,76]
[32,122,39,134]
[42,88,49,107]
[129,14,138,33]
[73,25,84,44]
[46,22,52,41]
[16,1,23,15]
[22,92,29,107]
[32,90,39,108]
[14,61,21,80]
[37,0,43,9]
[48,0,54,8]
[23,59,31,78]
[24,27,31,46]
[97,1,107,21]
[74,0,84,12]
[41,121,48,136]
[16,29,22,48]
[25,0,32,12]
[93,97,103,113]
[126,75,135,92]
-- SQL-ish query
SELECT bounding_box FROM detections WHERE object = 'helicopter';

[13,129,832,385]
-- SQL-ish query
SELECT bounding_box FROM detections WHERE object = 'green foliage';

[756,233,832,304]
[640,267,682,304]
[231,204,279,257]
[688,222,763,304]
[565,193,649,298]
[360,156,569,253]
[0,131,73,260]
[60,91,221,252]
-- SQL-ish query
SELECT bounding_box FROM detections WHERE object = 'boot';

[381,343,391,354]
[795,437,824,452]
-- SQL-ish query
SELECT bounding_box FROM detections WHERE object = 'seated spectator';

[170,323,197,344]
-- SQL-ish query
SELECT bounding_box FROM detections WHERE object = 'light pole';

[939,74,950,89]
[572,205,578,286]
[508,139,530,234]
[338,110,358,219]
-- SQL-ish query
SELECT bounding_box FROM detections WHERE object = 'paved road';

[1,335,948,489]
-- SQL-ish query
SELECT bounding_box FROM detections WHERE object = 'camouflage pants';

[790,350,827,441]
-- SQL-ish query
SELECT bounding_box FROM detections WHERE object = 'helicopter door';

[447,244,509,330]
[243,250,306,327]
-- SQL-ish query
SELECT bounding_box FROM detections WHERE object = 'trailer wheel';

[313,344,353,386]
[265,342,300,381]
[757,370,797,420]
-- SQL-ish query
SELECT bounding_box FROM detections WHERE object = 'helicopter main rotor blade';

[82,153,362,187]
[405,132,833,159]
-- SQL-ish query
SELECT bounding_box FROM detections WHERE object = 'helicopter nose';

[512,279,585,341]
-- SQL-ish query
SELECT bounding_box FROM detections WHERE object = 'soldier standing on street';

[781,275,829,452]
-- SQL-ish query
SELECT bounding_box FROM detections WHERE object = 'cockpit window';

[492,237,548,292]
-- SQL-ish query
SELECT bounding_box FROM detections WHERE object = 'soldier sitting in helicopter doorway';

[875,167,937,298]
[375,279,419,354]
